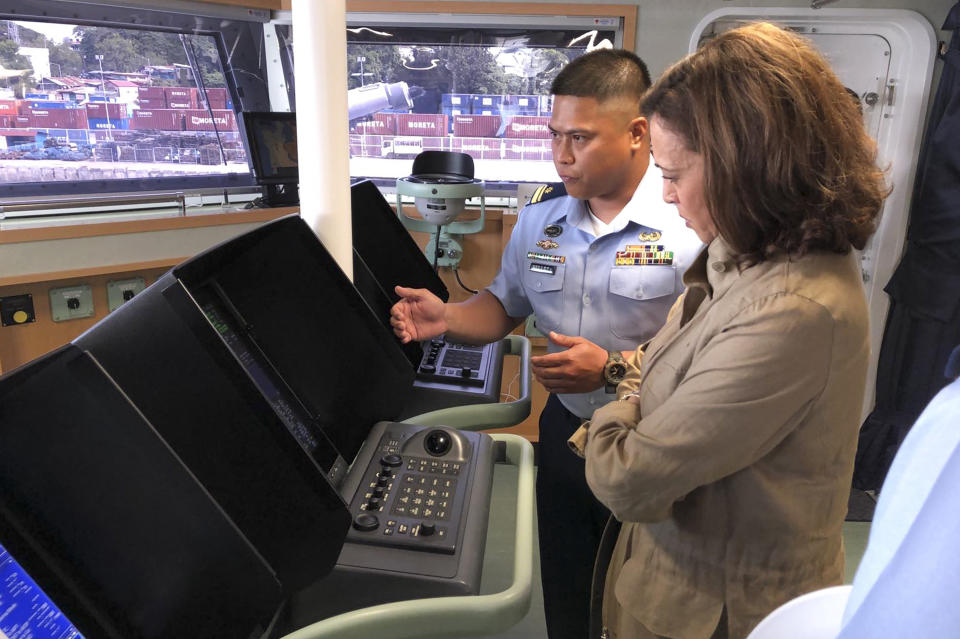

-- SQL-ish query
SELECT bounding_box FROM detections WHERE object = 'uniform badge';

[638,231,662,242]
[544,224,563,238]
[535,239,559,250]
[615,244,674,266]
[527,251,566,264]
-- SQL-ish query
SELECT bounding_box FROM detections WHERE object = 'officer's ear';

[629,116,648,150]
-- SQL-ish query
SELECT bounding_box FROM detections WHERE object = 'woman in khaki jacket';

[570,23,889,639]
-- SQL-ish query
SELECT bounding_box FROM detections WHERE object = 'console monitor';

[242,111,299,206]
[350,178,450,303]
[0,345,283,639]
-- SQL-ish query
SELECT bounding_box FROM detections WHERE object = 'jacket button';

[711,261,727,272]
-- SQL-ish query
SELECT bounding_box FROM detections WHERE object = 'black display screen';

[196,286,346,484]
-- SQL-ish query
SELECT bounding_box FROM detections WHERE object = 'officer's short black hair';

[550,49,652,106]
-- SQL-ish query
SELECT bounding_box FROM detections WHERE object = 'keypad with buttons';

[416,339,490,387]
[345,429,472,554]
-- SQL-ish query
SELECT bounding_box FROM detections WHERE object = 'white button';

[711,261,727,272]
[536,281,543,288]
[589,397,597,405]
[583,294,591,305]
[636,286,644,297]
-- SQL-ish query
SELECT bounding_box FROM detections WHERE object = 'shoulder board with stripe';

[527,182,567,206]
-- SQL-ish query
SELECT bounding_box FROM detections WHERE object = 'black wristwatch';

[603,350,627,393]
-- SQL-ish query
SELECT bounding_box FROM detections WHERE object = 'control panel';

[346,425,478,555]
[416,338,496,389]
[49,285,94,322]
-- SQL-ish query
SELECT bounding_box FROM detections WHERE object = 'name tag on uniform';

[615,244,674,266]
[529,263,556,275]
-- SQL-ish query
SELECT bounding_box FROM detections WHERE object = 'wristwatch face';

[605,361,627,384]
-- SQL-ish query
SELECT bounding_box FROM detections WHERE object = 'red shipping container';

[167,99,195,109]
[184,109,237,131]
[395,113,447,137]
[85,103,129,119]
[352,134,382,157]
[138,97,167,109]
[352,113,396,135]
[138,86,165,99]
[206,97,227,110]
[30,109,88,129]
[452,114,500,138]
[130,109,183,131]
[505,139,550,161]
[204,88,228,102]
[504,115,551,139]
[0,99,17,115]
[451,137,500,160]
[0,115,9,127]
[165,87,198,109]
[12,115,32,128]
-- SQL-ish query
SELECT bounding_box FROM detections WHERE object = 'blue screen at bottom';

[0,542,83,639]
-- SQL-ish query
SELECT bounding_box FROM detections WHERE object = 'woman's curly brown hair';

[641,22,889,265]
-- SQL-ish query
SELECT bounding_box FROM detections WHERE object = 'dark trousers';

[537,394,611,639]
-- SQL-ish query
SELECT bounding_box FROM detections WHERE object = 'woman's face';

[649,116,718,244]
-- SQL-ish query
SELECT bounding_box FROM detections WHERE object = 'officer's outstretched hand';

[390,286,446,343]
[531,331,608,394]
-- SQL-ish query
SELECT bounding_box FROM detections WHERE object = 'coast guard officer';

[390,49,702,639]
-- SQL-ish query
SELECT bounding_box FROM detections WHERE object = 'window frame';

[0,0,274,201]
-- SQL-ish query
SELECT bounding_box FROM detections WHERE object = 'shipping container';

[30,109,89,129]
[539,95,554,116]
[504,115,551,139]
[395,113,447,137]
[421,136,448,152]
[12,115,33,128]
[0,115,9,128]
[137,97,168,109]
[22,100,77,114]
[165,87,199,109]
[349,134,382,158]
[450,137,501,160]
[441,93,472,109]
[504,95,540,109]
[206,97,227,110]
[137,86,165,99]
[88,118,130,130]
[0,99,18,115]
[130,109,184,131]
[351,113,397,135]
[504,139,551,161]
[471,94,502,111]
[183,109,237,131]
[203,88,228,102]
[452,114,501,138]
[85,103,129,119]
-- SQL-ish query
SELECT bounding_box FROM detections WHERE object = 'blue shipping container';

[88,118,130,130]
[471,94,503,111]
[442,93,472,109]
[26,100,76,110]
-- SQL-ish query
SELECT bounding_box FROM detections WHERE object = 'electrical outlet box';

[0,294,35,327]
[49,284,94,322]
[107,277,146,312]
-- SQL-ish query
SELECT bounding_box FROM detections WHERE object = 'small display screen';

[0,542,84,639]
[243,112,298,184]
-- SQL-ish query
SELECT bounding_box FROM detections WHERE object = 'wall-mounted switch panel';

[0,294,35,326]
[50,285,94,322]
[107,277,146,312]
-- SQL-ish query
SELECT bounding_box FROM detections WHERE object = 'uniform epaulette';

[527,182,567,206]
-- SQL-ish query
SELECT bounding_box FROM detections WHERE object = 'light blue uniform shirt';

[838,355,960,638]
[488,165,703,418]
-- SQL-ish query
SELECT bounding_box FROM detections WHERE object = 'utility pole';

[94,55,113,142]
